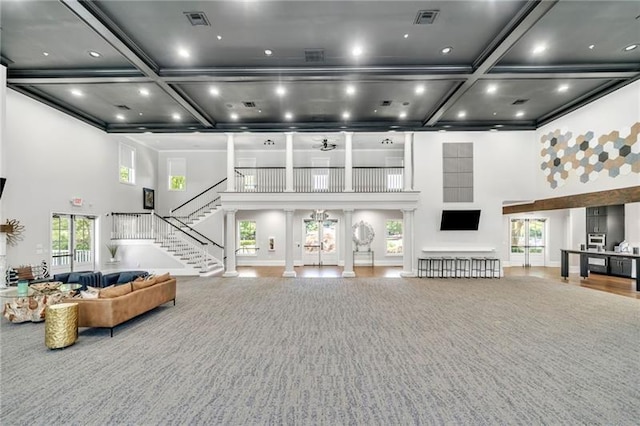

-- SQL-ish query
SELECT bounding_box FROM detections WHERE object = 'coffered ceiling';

[2,0,639,134]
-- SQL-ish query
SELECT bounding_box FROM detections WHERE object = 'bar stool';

[485,258,501,278]
[429,258,443,278]
[417,258,429,278]
[455,257,471,278]
[471,257,486,278]
[442,257,456,278]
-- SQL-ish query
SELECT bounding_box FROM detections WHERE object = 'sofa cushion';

[116,271,147,284]
[132,277,157,291]
[100,283,132,298]
[80,290,99,299]
[155,272,171,283]
[67,272,84,283]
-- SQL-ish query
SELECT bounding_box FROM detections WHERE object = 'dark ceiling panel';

[93,0,528,68]
[498,1,640,67]
[440,78,614,122]
[26,83,199,125]
[177,79,457,124]
[0,0,135,70]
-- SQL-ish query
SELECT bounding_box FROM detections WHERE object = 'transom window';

[168,158,187,191]
[119,143,136,184]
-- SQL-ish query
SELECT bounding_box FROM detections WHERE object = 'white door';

[51,214,96,274]
[303,219,339,265]
[510,218,546,267]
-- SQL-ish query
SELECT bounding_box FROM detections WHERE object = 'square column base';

[400,271,416,278]
[341,271,356,278]
[282,271,297,278]
[222,271,239,278]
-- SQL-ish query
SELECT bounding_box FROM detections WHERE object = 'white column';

[222,209,239,277]
[344,132,353,192]
[226,133,235,192]
[400,208,416,277]
[283,209,297,277]
[0,65,6,287]
[342,209,355,277]
[404,132,413,191]
[285,132,294,192]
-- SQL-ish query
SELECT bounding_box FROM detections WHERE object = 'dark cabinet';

[586,206,607,216]
[609,258,632,278]
[586,216,607,233]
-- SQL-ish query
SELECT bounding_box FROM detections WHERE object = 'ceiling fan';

[311,136,338,151]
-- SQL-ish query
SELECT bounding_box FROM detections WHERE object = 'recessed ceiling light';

[209,87,220,96]
[116,114,125,121]
[138,88,150,96]
[588,44,595,50]
[399,112,407,119]
[342,111,351,120]
[557,84,570,92]
[230,113,239,120]
[486,84,497,94]
[216,35,222,40]
[515,111,525,118]
[374,109,378,113]
[43,52,49,56]
[403,34,409,39]
[264,49,273,56]
[70,89,83,97]
[441,46,453,55]
[276,86,286,96]
[172,113,181,121]
[139,112,143,116]
[438,129,446,133]
[284,112,293,120]
[492,112,497,116]
[352,45,363,57]
[490,128,498,132]
[532,44,546,55]
[623,44,638,52]
[346,85,356,95]
[457,111,466,118]
[177,48,190,58]
[258,109,262,113]
[495,124,504,128]
[415,85,425,94]
[88,50,101,58]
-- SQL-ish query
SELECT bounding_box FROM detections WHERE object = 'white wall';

[4,90,157,270]
[156,150,226,215]
[535,79,640,198]
[413,130,536,262]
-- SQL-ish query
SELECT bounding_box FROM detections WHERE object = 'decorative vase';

[17,279,28,296]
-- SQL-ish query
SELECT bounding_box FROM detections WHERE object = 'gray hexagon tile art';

[540,122,640,188]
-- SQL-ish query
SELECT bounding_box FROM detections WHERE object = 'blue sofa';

[54,270,148,291]
[101,270,149,288]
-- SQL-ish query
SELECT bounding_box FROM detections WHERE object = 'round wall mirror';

[352,221,375,249]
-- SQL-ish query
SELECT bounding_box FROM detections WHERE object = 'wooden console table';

[560,249,640,291]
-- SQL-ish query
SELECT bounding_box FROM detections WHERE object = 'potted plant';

[106,242,119,262]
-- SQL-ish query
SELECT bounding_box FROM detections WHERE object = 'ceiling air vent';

[512,99,529,105]
[242,101,256,108]
[380,100,393,107]
[115,105,130,110]
[414,10,439,25]
[305,49,325,63]
[184,11,210,26]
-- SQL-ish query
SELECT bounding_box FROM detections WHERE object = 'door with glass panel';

[510,218,546,267]
[303,219,338,265]
[51,214,96,273]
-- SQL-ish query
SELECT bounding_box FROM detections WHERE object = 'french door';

[303,219,338,266]
[51,214,96,273]
[510,218,546,267]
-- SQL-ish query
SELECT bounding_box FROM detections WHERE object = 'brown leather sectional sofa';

[64,275,176,337]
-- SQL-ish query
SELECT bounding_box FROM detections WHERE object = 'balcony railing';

[234,167,404,193]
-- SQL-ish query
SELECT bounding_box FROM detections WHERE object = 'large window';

[119,143,136,184]
[238,220,257,255]
[386,220,403,255]
[442,142,473,202]
[168,158,187,191]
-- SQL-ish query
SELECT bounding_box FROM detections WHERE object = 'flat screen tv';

[440,210,481,231]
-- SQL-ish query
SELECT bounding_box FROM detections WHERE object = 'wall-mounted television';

[440,210,481,231]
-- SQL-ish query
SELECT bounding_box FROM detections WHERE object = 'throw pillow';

[80,290,99,299]
[86,286,101,294]
[100,283,132,298]
[132,277,157,291]
[16,266,35,281]
[155,272,171,283]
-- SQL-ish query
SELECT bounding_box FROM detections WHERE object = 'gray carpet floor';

[1,276,639,425]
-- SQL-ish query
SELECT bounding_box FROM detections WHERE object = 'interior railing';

[170,177,227,222]
[234,166,404,192]
[110,212,219,272]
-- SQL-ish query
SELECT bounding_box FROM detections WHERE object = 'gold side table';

[45,302,78,349]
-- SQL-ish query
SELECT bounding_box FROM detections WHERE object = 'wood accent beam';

[503,186,640,214]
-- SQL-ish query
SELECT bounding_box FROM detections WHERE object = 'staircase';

[169,177,226,226]
[111,212,224,276]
